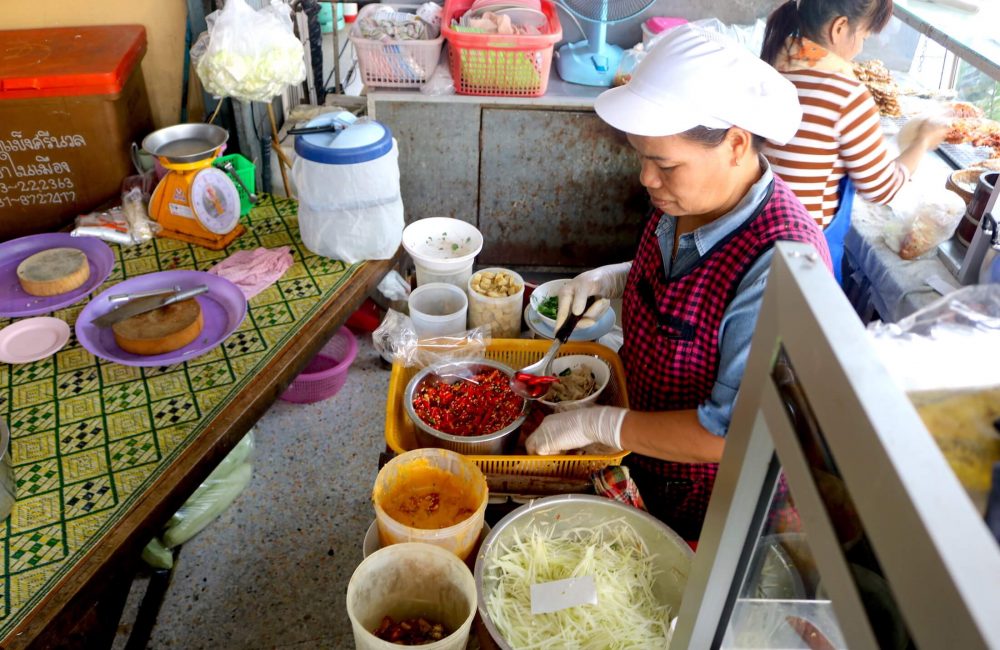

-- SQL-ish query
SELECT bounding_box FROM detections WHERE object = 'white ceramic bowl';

[528,278,568,329]
[537,355,610,412]
[402,218,483,273]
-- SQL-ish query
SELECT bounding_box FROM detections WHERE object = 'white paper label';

[530,576,597,615]
[168,202,194,219]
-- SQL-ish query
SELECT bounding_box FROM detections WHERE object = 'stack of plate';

[466,0,547,28]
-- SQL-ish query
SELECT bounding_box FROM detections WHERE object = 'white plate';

[0,317,70,364]
[523,304,615,342]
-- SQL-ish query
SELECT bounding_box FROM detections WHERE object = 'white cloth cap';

[594,24,802,144]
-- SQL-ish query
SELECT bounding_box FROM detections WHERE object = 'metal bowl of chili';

[405,360,528,455]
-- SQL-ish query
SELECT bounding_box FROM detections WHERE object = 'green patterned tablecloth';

[0,195,360,637]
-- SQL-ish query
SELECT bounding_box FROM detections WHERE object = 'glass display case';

[672,244,1000,649]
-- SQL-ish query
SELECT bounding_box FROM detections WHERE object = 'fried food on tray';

[853,59,901,117]
[946,118,1000,156]
[949,101,984,119]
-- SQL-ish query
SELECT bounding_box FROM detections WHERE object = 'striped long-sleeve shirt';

[763,68,909,227]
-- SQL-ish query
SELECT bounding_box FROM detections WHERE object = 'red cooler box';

[0,25,153,240]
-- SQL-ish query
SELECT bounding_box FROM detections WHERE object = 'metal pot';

[0,419,15,522]
[141,123,229,164]
[474,494,694,650]
[403,359,528,455]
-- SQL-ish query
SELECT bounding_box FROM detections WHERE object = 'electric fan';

[555,0,655,87]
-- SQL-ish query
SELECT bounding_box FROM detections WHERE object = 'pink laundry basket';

[280,327,359,403]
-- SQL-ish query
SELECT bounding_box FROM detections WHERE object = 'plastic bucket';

[402,217,483,273]
[408,283,468,338]
[467,268,524,338]
[415,260,474,289]
[347,542,477,650]
[373,448,488,560]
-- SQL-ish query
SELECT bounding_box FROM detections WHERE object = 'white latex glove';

[555,262,631,330]
[526,406,628,455]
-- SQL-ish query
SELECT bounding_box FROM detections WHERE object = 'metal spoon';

[511,295,597,400]
[217,160,258,205]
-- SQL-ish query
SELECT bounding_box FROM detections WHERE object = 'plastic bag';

[868,284,1000,393]
[121,187,159,243]
[420,63,455,96]
[377,270,411,302]
[613,44,644,87]
[72,184,160,245]
[373,308,491,368]
[193,0,306,103]
[869,285,1000,515]
[141,431,255,567]
[373,308,412,363]
[883,183,966,260]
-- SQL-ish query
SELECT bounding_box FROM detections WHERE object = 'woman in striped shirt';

[760,0,947,278]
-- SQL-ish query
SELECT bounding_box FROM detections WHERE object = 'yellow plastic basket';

[385,339,630,478]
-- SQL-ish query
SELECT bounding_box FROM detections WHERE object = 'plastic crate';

[385,340,629,478]
[215,153,256,216]
[442,0,561,97]
[349,4,445,88]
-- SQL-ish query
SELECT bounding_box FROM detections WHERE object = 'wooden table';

[0,196,397,648]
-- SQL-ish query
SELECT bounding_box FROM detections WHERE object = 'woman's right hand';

[555,261,632,330]
[899,116,950,151]
[913,117,950,150]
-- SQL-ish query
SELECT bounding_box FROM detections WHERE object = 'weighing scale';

[143,124,245,250]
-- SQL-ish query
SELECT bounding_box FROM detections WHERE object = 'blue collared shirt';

[654,158,775,437]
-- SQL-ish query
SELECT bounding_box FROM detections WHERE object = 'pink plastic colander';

[280,327,359,403]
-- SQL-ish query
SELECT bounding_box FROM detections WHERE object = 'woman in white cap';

[526,24,832,540]
[760,0,948,281]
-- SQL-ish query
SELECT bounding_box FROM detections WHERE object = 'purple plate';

[0,233,115,318]
[76,270,248,367]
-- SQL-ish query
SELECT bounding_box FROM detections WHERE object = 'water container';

[293,112,403,263]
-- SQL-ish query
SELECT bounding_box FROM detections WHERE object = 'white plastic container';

[373,449,488,560]
[467,268,524,338]
[293,111,403,263]
[347,543,477,650]
[408,283,468,338]
[403,217,483,288]
[416,261,474,289]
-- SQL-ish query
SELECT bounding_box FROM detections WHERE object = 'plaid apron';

[619,176,831,540]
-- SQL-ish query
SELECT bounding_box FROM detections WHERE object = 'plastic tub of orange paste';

[373,448,488,560]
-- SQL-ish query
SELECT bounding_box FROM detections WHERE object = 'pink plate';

[0,317,70,364]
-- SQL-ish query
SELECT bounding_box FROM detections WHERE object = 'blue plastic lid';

[294,112,393,165]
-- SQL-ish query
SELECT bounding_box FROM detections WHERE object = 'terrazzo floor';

[114,335,391,649]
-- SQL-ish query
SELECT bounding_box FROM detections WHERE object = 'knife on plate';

[107,285,182,304]
[91,285,209,328]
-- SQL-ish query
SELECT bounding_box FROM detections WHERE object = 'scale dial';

[190,167,241,235]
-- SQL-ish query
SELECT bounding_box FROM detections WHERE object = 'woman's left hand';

[526,406,628,455]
